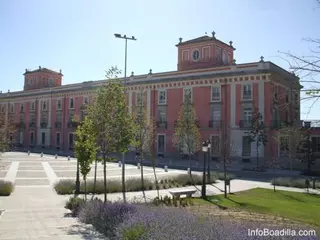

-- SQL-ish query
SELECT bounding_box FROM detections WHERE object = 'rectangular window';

[69,98,74,109]
[215,47,222,62]
[136,92,143,105]
[83,96,89,105]
[157,134,165,153]
[212,108,221,121]
[242,84,252,100]
[243,108,252,121]
[56,132,61,146]
[41,132,46,145]
[30,132,34,145]
[312,137,320,152]
[10,103,14,113]
[158,90,166,104]
[183,88,192,103]
[211,86,221,101]
[57,99,62,110]
[159,111,166,123]
[242,136,251,156]
[41,100,47,111]
[31,102,35,111]
[211,135,220,155]
[20,103,24,112]
[69,133,74,148]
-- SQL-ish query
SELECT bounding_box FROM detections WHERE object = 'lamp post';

[207,140,212,182]
[114,33,137,202]
[201,140,209,198]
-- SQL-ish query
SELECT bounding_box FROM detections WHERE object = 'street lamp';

[114,33,137,202]
[207,140,212,182]
[201,140,209,198]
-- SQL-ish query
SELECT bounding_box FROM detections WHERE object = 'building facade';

[1,32,320,170]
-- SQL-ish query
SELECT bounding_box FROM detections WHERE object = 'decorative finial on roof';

[260,56,264,62]
[229,41,233,47]
[212,31,216,39]
[131,71,134,76]
[25,68,28,72]
[39,66,41,70]
[60,69,62,74]
[179,37,182,43]
[149,69,152,74]
[232,59,236,65]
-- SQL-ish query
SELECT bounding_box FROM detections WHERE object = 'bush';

[152,196,193,207]
[64,197,86,217]
[210,171,235,181]
[272,177,320,189]
[54,179,75,195]
[78,200,138,238]
[0,180,14,196]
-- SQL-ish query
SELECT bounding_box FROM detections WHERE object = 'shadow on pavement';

[65,223,105,240]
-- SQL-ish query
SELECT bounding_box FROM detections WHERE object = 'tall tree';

[86,67,130,202]
[247,111,268,170]
[131,89,157,200]
[74,118,98,200]
[0,103,16,153]
[173,92,201,172]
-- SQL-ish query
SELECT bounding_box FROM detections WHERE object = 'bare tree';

[131,88,158,201]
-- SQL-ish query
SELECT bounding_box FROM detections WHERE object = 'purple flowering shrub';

[78,200,319,240]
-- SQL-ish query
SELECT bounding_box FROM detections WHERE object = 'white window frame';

[182,50,190,61]
[242,83,252,100]
[56,132,61,146]
[31,101,35,111]
[56,99,62,110]
[157,134,166,154]
[243,108,252,122]
[159,111,166,123]
[30,131,34,145]
[242,136,251,157]
[212,108,221,121]
[83,96,89,105]
[158,89,167,105]
[191,48,200,62]
[183,87,193,103]
[69,97,75,109]
[211,86,221,101]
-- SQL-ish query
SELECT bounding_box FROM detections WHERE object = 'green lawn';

[192,188,320,226]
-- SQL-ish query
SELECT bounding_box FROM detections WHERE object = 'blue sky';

[0,0,319,119]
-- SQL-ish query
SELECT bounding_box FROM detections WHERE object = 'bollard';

[27,151,30,155]
[118,161,121,167]
[41,152,43,158]
[55,154,58,159]
[187,168,191,175]
[137,163,141,169]
[164,165,168,172]
[68,156,70,161]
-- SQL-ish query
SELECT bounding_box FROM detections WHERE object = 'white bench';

[169,189,196,198]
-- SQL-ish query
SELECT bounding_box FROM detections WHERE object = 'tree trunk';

[91,157,98,200]
[151,156,160,198]
[140,152,146,202]
[188,153,192,174]
[122,152,126,203]
[103,154,107,202]
[273,177,276,192]
[84,178,87,201]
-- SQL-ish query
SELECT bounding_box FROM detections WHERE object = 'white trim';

[191,48,200,62]
[182,50,190,61]
[183,87,193,102]
[157,134,166,154]
[83,96,89,105]
[158,88,167,105]
[69,97,75,109]
[211,85,221,102]
[241,83,253,100]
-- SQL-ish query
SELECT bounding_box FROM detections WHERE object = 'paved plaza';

[0,152,319,239]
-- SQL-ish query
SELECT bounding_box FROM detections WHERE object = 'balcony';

[156,121,167,129]
[55,122,62,128]
[208,120,222,129]
[68,121,80,128]
[239,120,252,129]
[40,122,48,128]
[29,122,35,128]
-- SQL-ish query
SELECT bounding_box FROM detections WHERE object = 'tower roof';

[24,67,63,76]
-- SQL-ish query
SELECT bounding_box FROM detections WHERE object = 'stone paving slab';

[18,166,44,170]
[0,171,7,178]
[18,162,43,167]
[14,179,50,186]
[16,171,47,178]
